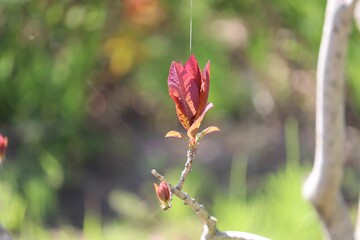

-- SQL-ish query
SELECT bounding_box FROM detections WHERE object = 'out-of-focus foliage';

[0,0,106,230]
[215,163,322,240]
[0,0,359,239]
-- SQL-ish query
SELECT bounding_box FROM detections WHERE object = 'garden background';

[0,0,360,239]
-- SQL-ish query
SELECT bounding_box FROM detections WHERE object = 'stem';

[151,169,270,240]
[176,146,197,191]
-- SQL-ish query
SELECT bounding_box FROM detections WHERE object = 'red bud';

[153,181,172,210]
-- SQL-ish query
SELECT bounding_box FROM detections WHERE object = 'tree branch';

[302,0,356,239]
[151,169,270,240]
[356,190,360,240]
[176,146,197,191]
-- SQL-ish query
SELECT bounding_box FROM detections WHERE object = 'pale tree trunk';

[0,225,12,240]
[354,2,360,239]
[303,0,357,240]
[356,191,360,240]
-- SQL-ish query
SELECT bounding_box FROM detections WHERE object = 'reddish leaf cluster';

[168,54,210,130]
[166,55,219,145]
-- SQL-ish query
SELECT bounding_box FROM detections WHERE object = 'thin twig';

[151,169,270,240]
[176,146,197,191]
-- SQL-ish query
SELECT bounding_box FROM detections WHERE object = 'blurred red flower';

[0,135,8,163]
[123,0,165,27]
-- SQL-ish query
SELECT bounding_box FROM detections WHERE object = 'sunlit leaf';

[187,103,214,139]
[168,60,199,128]
[167,55,211,130]
[165,130,188,140]
[175,105,191,130]
[194,60,210,120]
[196,126,220,142]
[184,55,202,90]
[201,126,220,135]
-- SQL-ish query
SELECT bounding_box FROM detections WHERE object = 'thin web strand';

[189,0,193,54]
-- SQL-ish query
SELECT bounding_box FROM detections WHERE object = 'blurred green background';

[0,0,360,239]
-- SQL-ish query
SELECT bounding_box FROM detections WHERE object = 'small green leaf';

[187,103,214,139]
[202,126,220,135]
[196,126,220,142]
[165,131,188,140]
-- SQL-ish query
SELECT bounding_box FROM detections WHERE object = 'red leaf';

[195,60,210,120]
[168,61,200,129]
[175,104,191,130]
[184,55,202,91]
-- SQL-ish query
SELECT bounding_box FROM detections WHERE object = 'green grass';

[214,163,322,240]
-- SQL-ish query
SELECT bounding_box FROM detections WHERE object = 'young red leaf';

[194,60,210,120]
[184,55,202,90]
[175,104,191,130]
[168,61,200,129]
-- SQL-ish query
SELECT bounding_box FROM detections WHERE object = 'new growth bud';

[153,181,172,210]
